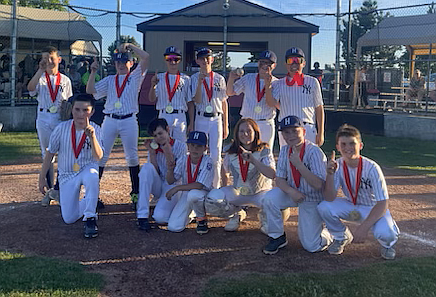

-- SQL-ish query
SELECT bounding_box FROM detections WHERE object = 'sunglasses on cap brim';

[286,57,305,64]
[164,55,181,62]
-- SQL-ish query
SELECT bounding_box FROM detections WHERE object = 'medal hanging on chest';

[255,74,265,114]
[203,72,214,113]
[187,155,203,184]
[71,122,87,172]
[288,142,306,188]
[343,157,363,221]
[45,72,61,113]
[237,153,250,195]
[165,71,180,113]
[114,72,131,108]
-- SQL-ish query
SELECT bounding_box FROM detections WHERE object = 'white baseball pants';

[263,187,332,252]
[317,198,399,249]
[99,115,139,167]
[279,123,317,147]
[195,114,222,188]
[59,164,99,224]
[36,111,61,158]
[159,111,187,143]
[255,119,275,151]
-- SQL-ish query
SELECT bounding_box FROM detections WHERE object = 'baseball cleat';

[47,188,60,203]
[41,192,51,207]
[328,228,353,255]
[97,198,105,210]
[224,209,247,232]
[196,220,209,234]
[137,218,151,231]
[263,234,288,255]
[84,217,99,239]
[381,247,396,260]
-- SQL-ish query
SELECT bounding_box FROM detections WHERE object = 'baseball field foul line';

[401,232,436,248]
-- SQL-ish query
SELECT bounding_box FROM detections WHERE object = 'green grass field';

[0,252,103,297]
[204,256,436,297]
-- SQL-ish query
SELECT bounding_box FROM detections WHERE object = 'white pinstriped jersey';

[233,73,278,120]
[189,72,227,114]
[334,156,389,206]
[94,64,147,115]
[272,75,323,122]
[173,154,214,190]
[223,148,275,195]
[276,141,326,202]
[155,72,191,111]
[48,119,103,185]
[149,139,187,181]
[29,73,72,110]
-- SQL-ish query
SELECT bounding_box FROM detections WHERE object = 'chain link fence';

[0,1,435,114]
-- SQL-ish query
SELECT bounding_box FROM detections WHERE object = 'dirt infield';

[1,146,436,297]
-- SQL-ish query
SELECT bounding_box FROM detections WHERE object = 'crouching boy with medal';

[164,131,214,232]
[318,124,399,259]
[38,94,103,238]
[262,116,332,255]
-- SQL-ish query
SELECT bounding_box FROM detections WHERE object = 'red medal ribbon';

[187,155,203,184]
[289,142,306,188]
[115,72,131,98]
[165,71,181,103]
[202,71,214,102]
[71,122,87,160]
[256,74,265,103]
[45,72,61,103]
[237,153,250,182]
[155,138,175,154]
[285,72,304,86]
[343,157,363,205]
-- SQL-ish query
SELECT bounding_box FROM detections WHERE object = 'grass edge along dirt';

[203,256,436,297]
[0,251,103,297]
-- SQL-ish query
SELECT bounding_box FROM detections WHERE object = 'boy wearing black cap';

[262,115,332,255]
[149,46,192,142]
[165,131,214,232]
[227,50,279,149]
[265,47,325,147]
[189,47,229,188]
[86,43,149,208]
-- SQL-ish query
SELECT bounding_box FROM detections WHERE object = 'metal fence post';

[9,0,18,107]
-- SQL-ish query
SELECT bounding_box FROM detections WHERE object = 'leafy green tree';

[211,51,231,72]
[0,0,69,11]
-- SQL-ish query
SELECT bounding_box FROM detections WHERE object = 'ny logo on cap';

[193,132,200,139]
[291,48,298,54]
[265,52,271,58]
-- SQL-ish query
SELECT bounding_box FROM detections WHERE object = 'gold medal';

[49,106,58,113]
[165,105,174,113]
[239,186,250,196]
[205,105,213,113]
[348,210,362,221]
[254,106,262,114]
[73,163,80,172]
[150,141,159,150]
[114,101,122,109]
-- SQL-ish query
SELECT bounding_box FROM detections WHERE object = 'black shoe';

[196,220,209,235]
[97,199,105,210]
[263,234,287,255]
[137,218,151,231]
[84,218,98,239]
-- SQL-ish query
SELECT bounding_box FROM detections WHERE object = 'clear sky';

[69,0,433,69]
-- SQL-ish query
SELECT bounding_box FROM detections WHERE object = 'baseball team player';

[317,124,399,259]
[262,115,332,255]
[165,131,214,232]
[136,118,187,231]
[190,118,276,234]
[149,46,192,142]
[86,43,149,208]
[266,47,325,147]
[38,94,103,238]
[28,46,73,206]
[189,47,229,188]
[227,50,279,150]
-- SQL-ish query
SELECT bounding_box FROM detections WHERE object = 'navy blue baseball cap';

[259,50,277,64]
[112,52,133,62]
[187,131,208,146]
[285,47,305,59]
[164,46,182,57]
[196,47,213,59]
[279,116,304,131]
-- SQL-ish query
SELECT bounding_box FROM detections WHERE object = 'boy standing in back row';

[87,43,149,208]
